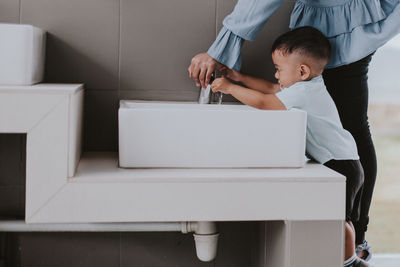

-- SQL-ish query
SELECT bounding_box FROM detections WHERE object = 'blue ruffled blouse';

[208,0,400,70]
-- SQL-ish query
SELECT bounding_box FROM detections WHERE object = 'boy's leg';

[344,222,375,266]
[349,221,356,237]
[345,221,356,260]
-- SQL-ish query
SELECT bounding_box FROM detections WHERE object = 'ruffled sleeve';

[207,26,244,70]
[208,0,284,70]
[223,0,285,41]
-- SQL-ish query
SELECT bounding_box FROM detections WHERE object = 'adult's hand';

[188,53,220,89]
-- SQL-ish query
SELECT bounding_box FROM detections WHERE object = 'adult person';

[188,0,400,261]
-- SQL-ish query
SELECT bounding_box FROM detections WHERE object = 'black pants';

[324,159,364,222]
[323,53,377,244]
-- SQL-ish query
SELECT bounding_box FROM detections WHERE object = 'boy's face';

[272,50,303,88]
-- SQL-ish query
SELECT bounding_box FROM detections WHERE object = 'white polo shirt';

[276,75,359,164]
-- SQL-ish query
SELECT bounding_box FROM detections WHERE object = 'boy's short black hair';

[271,26,331,63]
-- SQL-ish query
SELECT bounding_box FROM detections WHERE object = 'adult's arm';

[188,0,284,88]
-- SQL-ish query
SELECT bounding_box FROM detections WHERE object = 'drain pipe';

[0,221,218,262]
[184,221,219,262]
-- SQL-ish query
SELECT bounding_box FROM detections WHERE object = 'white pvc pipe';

[0,221,184,232]
[188,221,217,234]
[186,221,219,262]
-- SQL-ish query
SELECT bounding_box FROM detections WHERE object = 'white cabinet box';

[0,23,46,85]
[119,101,307,168]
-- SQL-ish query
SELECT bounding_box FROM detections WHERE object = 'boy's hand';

[221,66,242,82]
[211,77,232,94]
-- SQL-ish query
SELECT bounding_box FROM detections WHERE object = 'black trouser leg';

[324,160,364,222]
[323,53,377,244]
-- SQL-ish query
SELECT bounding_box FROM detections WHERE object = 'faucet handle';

[211,71,223,104]
[209,72,215,84]
[198,72,215,104]
[198,72,223,104]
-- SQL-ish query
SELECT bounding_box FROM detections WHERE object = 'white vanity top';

[71,152,344,183]
[35,152,346,223]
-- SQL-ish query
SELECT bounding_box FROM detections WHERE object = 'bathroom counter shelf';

[74,152,344,183]
[61,152,345,223]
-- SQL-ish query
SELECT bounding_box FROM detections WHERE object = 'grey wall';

[1,0,294,266]
[1,0,294,151]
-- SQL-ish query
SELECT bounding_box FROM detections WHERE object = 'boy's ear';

[299,64,311,80]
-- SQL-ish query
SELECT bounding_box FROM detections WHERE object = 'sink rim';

[119,100,302,112]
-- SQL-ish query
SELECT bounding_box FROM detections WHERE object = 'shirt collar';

[286,75,323,89]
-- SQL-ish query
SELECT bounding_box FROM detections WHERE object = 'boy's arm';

[211,77,285,110]
[224,68,280,94]
[229,84,286,110]
[240,73,281,94]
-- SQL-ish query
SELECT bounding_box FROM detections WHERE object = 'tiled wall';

[1,0,294,266]
[1,0,294,151]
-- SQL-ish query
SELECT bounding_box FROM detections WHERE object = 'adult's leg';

[323,54,377,245]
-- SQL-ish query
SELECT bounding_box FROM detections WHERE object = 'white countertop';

[71,152,345,183]
[26,152,345,223]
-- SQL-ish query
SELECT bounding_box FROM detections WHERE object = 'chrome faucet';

[198,72,223,104]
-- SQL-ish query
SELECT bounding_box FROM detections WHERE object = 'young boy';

[211,26,371,267]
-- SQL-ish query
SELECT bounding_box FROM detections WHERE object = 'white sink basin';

[119,100,307,168]
[0,23,46,85]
